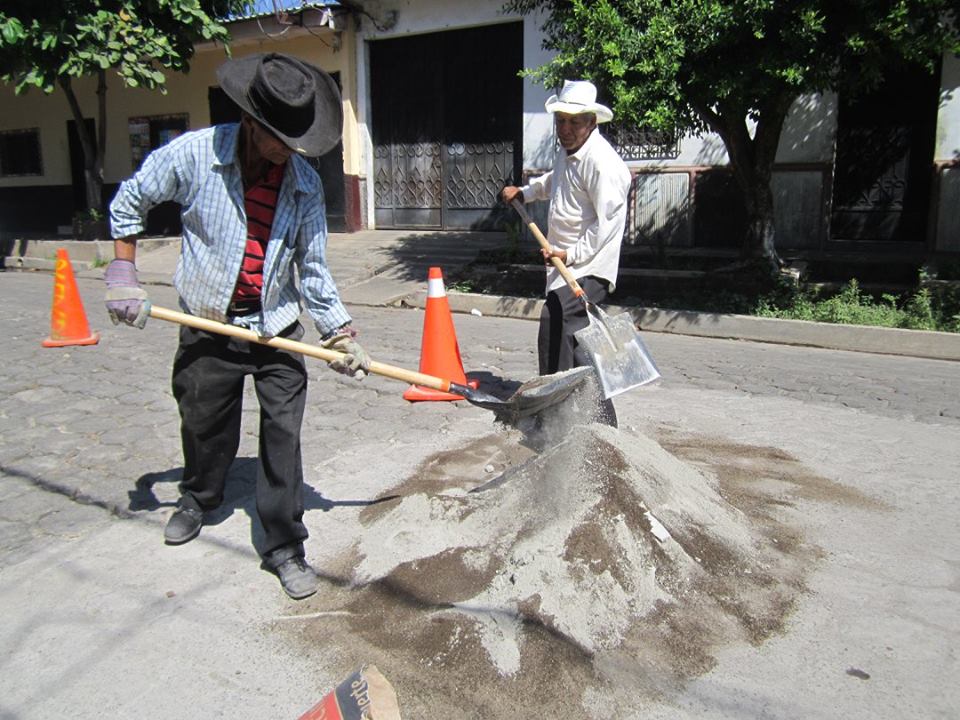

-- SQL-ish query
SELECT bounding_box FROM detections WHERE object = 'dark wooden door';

[370,23,523,229]
[831,62,939,244]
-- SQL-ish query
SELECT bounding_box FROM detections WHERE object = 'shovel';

[510,199,660,399]
[148,306,589,424]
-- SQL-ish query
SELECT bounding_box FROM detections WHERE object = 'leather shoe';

[274,557,320,599]
[164,506,203,545]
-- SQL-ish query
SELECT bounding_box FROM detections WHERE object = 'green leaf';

[2,17,26,44]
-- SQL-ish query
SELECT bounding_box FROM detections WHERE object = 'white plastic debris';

[471,308,483,317]
[644,510,672,543]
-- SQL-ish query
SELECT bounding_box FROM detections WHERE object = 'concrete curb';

[3,238,180,274]
[16,237,959,363]
[403,290,960,363]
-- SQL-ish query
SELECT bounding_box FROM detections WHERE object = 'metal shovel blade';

[457,367,594,425]
[575,304,661,400]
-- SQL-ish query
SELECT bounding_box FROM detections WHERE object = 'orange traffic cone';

[42,248,100,348]
[403,266,478,402]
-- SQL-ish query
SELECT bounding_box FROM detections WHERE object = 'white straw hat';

[544,80,614,123]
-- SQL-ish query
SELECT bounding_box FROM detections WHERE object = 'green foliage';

[0,1,251,95]
[75,207,104,222]
[754,279,960,332]
[505,0,960,136]
[447,279,478,294]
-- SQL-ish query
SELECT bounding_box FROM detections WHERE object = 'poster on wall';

[128,119,150,169]
[128,114,188,169]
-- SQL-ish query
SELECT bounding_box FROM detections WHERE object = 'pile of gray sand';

[336,383,817,683]
[284,378,854,717]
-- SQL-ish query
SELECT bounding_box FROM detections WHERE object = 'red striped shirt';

[232,162,285,305]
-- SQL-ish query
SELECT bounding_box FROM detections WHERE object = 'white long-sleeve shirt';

[519,128,632,294]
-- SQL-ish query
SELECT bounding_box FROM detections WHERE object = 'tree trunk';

[743,178,779,273]
[95,69,107,214]
[694,96,793,274]
[58,76,103,215]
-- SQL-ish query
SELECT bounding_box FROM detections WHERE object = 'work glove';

[320,327,371,380]
[104,259,150,329]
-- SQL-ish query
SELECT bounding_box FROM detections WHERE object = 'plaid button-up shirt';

[110,124,351,338]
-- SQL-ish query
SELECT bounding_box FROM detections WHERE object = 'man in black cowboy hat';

[104,53,370,599]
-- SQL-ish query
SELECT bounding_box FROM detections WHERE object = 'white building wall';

[521,8,555,171]
[935,52,960,250]
[935,52,960,161]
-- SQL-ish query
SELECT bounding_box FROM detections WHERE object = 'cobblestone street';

[1,270,958,719]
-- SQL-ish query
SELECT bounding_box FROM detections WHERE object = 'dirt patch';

[280,414,876,718]
[656,430,886,512]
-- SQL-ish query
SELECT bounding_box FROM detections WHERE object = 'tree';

[0,1,249,217]
[506,0,960,273]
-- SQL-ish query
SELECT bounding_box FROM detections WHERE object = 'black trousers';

[171,321,308,564]
[538,276,610,374]
[538,276,618,426]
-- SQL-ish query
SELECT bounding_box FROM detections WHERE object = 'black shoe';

[164,506,203,545]
[274,557,320,600]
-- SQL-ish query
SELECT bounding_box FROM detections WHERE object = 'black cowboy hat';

[217,52,342,157]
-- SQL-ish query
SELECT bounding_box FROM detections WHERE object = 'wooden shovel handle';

[510,198,585,299]
[149,305,452,392]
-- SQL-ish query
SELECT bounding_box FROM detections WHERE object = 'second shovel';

[510,199,660,399]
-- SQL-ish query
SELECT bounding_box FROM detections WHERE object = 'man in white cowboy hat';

[103,52,371,600]
[501,79,631,424]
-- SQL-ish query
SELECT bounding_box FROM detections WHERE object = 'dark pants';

[171,321,308,566]
[538,276,617,426]
[538,276,610,375]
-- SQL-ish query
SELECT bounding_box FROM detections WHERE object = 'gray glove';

[104,259,150,329]
[320,329,371,380]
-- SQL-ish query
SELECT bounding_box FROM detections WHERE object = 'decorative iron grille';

[604,123,680,161]
[444,142,512,209]
[373,142,442,208]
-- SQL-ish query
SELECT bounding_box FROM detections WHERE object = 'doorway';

[831,62,940,244]
[370,22,524,229]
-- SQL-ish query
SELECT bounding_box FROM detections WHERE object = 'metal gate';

[370,23,523,230]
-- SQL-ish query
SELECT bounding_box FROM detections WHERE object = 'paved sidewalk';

[72,231,960,363]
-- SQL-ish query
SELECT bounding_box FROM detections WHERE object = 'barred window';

[0,128,43,176]
[604,123,680,161]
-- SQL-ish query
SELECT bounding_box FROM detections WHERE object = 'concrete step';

[3,256,95,272]
[1,239,113,264]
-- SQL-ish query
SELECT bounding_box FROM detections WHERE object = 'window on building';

[0,128,43,176]
[128,114,189,169]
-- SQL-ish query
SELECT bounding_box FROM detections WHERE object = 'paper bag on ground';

[297,665,401,720]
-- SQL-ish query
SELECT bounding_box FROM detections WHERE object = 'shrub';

[755,279,958,332]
